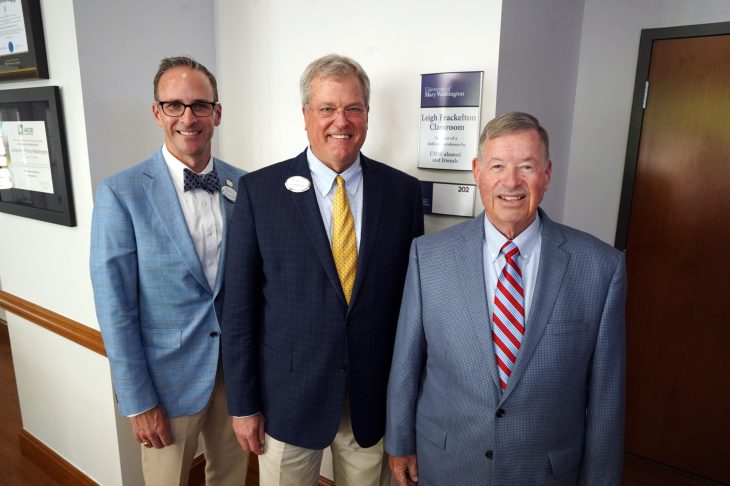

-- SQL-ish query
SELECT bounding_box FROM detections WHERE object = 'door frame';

[614,21,730,250]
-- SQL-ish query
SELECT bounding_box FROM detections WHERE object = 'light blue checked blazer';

[90,150,245,418]
[385,208,626,485]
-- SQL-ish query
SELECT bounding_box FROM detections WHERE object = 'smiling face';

[303,74,368,173]
[152,66,221,172]
[473,129,552,239]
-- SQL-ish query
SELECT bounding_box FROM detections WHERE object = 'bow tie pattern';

[183,168,220,194]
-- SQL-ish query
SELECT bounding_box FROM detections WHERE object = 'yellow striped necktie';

[332,175,357,304]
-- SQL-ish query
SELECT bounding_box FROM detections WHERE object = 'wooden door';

[619,28,730,484]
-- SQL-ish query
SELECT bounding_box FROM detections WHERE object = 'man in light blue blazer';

[90,57,248,485]
[385,112,626,486]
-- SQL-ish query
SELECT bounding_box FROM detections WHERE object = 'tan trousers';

[141,372,248,486]
[258,403,393,486]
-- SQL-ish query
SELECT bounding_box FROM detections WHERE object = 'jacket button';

[337,365,347,372]
[495,408,505,418]
[485,450,493,459]
[209,331,219,338]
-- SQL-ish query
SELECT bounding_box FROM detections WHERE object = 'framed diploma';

[0,86,75,226]
[0,0,48,81]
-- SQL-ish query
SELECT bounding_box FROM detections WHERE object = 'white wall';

[215,0,503,234]
[565,0,730,243]
[0,1,124,484]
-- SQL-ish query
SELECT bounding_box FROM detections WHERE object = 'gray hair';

[300,54,370,107]
[477,112,550,160]
[153,56,218,102]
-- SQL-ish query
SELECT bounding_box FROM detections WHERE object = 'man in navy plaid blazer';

[222,54,424,485]
[385,112,626,486]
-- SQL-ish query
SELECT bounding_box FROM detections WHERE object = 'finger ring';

[143,442,150,446]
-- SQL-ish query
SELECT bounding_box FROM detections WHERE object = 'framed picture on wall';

[0,86,75,226]
[0,0,48,81]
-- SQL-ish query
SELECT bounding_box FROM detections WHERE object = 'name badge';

[285,176,311,193]
[221,186,237,202]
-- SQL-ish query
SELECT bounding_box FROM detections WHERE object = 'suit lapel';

[455,214,502,390]
[348,156,382,309]
[142,151,212,293]
[500,211,569,403]
[287,151,347,304]
[212,159,239,296]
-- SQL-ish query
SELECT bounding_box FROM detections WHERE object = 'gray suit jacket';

[385,209,626,485]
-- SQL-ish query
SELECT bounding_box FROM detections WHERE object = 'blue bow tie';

[183,168,219,194]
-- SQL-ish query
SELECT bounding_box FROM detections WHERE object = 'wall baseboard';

[19,429,97,485]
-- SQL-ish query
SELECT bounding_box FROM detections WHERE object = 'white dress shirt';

[162,144,223,290]
[483,214,542,326]
[307,147,364,251]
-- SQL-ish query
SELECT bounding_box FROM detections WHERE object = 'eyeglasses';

[157,101,218,117]
[311,105,368,120]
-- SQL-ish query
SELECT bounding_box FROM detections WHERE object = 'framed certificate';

[0,86,75,226]
[418,71,483,171]
[0,0,48,81]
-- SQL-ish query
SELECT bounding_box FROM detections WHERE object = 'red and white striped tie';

[492,240,525,391]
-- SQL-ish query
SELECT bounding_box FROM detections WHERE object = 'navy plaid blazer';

[222,149,424,449]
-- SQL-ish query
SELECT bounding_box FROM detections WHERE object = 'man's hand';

[232,414,265,455]
[390,454,419,485]
[130,405,173,449]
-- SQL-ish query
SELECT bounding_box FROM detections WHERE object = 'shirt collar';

[484,212,542,263]
[162,144,215,191]
[307,146,362,198]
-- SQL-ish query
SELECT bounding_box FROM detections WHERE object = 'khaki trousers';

[258,402,393,486]
[141,372,248,486]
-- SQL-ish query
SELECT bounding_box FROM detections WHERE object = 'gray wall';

[73,0,218,193]
[496,0,586,222]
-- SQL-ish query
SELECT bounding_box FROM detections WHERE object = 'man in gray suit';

[385,112,626,485]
